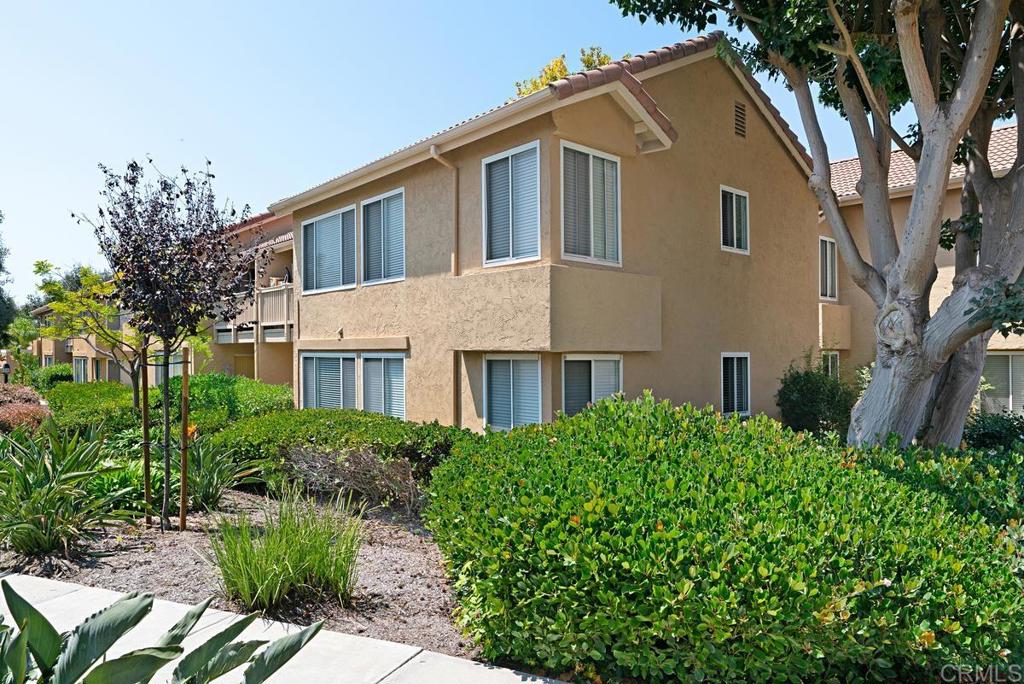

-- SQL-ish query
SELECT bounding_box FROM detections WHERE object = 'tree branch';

[947,0,1011,135]
[894,0,939,121]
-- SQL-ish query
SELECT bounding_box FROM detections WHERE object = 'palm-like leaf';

[51,592,153,684]
[2,582,59,676]
[242,622,322,684]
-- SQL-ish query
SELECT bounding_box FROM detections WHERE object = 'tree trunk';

[160,346,171,531]
[130,365,140,410]
[848,342,936,446]
[920,331,991,447]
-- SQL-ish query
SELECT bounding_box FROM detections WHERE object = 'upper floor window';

[562,142,620,265]
[301,353,357,409]
[362,189,405,285]
[721,353,750,416]
[819,236,837,300]
[563,355,622,416]
[720,186,749,253]
[362,354,406,419]
[302,207,356,293]
[485,355,540,430]
[483,141,540,265]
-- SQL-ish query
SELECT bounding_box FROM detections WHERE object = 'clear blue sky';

[0,0,880,305]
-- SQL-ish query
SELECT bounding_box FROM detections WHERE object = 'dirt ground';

[0,490,477,659]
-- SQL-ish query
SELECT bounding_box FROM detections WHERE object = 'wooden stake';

[141,355,152,527]
[179,347,190,532]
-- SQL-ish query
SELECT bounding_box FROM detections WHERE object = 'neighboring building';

[268,31,829,430]
[829,124,1022,411]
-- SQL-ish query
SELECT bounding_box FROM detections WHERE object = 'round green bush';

[964,411,1024,451]
[775,360,856,435]
[426,395,1024,682]
[30,363,73,391]
[44,381,138,435]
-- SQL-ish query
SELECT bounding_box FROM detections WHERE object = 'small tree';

[33,261,149,407]
[515,46,629,97]
[5,315,39,385]
[80,159,268,529]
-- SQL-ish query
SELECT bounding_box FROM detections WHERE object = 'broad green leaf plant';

[0,580,321,684]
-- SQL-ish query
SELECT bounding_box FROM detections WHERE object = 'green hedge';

[963,411,1024,451]
[426,395,1024,682]
[44,381,138,435]
[31,363,74,391]
[211,409,470,477]
[153,373,292,434]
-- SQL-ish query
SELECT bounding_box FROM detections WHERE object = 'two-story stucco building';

[261,32,829,430]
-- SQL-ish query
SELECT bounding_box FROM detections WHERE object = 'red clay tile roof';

[831,123,1017,200]
[548,31,811,169]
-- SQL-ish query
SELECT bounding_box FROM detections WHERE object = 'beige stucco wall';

[291,55,821,425]
[256,342,293,387]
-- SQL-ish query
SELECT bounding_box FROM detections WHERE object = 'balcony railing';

[258,284,292,325]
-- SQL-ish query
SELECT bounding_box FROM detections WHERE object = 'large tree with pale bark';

[615,0,1018,447]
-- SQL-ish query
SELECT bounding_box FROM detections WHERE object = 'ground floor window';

[562,355,622,416]
[981,353,1024,413]
[301,353,356,409]
[73,357,88,383]
[822,351,839,379]
[153,351,183,388]
[485,356,541,430]
[93,359,103,382]
[362,355,405,419]
[721,353,750,416]
[43,355,53,367]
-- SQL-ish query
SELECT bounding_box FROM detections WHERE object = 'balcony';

[213,286,294,345]
[258,284,293,325]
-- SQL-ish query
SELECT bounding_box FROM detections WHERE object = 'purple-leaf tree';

[78,159,269,529]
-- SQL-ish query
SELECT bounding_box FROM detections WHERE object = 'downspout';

[430,145,461,426]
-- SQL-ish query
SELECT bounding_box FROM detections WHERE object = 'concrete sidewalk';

[0,574,561,684]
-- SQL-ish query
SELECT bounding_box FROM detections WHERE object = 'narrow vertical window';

[362,190,405,284]
[562,143,620,264]
[819,236,837,299]
[483,142,540,264]
[722,353,750,416]
[362,355,405,418]
[822,351,840,379]
[485,357,541,429]
[720,188,749,252]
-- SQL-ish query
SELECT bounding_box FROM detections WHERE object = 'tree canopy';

[515,46,630,97]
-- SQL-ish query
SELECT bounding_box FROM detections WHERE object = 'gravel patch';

[0,490,475,659]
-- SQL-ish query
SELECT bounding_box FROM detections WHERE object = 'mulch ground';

[0,490,477,659]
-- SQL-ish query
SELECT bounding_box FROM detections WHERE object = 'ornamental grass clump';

[210,487,362,611]
[426,393,1024,682]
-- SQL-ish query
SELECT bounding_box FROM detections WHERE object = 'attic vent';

[734,101,747,138]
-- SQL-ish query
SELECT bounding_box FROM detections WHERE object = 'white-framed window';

[819,236,837,300]
[721,352,750,416]
[154,351,183,388]
[981,353,1024,414]
[43,355,53,368]
[301,353,357,409]
[484,354,541,430]
[93,359,103,382]
[561,141,620,265]
[362,353,406,419]
[361,189,405,285]
[73,357,88,383]
[822,351,840,379]
[482,141,540,265]
[562,354,622,416]
[720,186,749,253]
[302,206,356,293]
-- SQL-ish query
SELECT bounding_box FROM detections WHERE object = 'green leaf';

[4,623,29,684]
[242,622,322,684]
[171,614,257,684]
[2,581,61,674]
[81,647,182,684]
[196,640,267,683]
[52,592,154,684]
[155,598,212,648]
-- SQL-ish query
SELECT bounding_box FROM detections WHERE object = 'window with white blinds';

[722,353,750,416]
[302,207,356,292]
[819,236,837,299]
[981,353,1024,414]
[483,141,540,264]
[362,355,405,419]
[301,354,357,409]
[73,357,88,383]
[721,187,749,252]
[562,142,620,264]
[563,356,622,416]
[362,190,405,284]
[485,356,541,430]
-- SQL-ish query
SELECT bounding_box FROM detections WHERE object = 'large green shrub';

[44,381,138,434]
[153,373,292,434]
[210,487,362,610]
[964,411,1024,451]
[211,409,471,478]
[30,363,73,391]
[426,395,1024,682]
[775,359,857,435]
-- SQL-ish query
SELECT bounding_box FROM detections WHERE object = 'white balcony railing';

[258,284,292,325]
